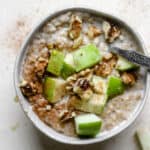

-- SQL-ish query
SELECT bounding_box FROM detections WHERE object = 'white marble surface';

[0,0,150,149]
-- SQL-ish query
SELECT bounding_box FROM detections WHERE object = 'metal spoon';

[110,47,150,69]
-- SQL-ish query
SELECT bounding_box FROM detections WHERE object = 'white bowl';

[14,7,150,145]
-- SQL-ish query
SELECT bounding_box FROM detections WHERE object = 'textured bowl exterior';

[14,7,150,145]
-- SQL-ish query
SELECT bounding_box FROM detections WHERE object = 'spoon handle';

[111,47,150,69]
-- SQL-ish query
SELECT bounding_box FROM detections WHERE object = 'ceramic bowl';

[14,7,150,145]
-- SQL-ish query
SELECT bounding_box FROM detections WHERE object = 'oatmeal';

[20,11,144,137]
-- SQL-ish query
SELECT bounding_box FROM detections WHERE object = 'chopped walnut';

[94,55,117,77]
[87,25,102,39]
[76,78,90,91]
[73,78,93,100]
[108,55,118,68]
[68,15,82,40]
[102,21,121,43]
[34,57,48,78]
[108,26,121,43]
[65,69,93,94]
[20,80,43,97]
[65,71,93,99]
[121,72,136,85]
[73,78,89,94]
[20,80,34,97]
[103,52,113,60]
[94,62,111,77]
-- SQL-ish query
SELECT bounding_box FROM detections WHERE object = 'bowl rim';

[14,7,150,145]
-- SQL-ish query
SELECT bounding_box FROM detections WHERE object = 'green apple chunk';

[61,53,76,79]
[73,44,101,72]
[136,127,150,150]
[43,77,65,103]
[47,50,64,76]
[75,114,102,136]
[107,76,124,99]
[116,56,138,71]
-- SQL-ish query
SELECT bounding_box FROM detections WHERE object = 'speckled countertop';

[0,0,150,150]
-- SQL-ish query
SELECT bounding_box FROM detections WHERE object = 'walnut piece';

[102,21,121,43]
[76,78,90,91]
[65,68,93,94]
[68,15,82,40]
[87,25,102,39]
[95,62,112,77]
[73,78,93,100]
[121,72,136,85]
[108,26,121,43]
[94,54,117,77]
[20,80,43,97]
[34,57,48,78]
[103,52,113,60]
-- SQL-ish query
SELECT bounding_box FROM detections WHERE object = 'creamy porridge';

[20,11,144,137]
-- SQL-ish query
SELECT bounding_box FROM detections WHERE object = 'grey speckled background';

[0,0,150,150]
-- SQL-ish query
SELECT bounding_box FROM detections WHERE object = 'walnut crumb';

[103,53,113,60]
[102,21,121,43]
[87,25,102,39]
[94,55,117,77]
[121,72,136,85]
[68,15,82,40]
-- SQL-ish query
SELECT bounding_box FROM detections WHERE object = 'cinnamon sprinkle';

[6,16,32,53]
